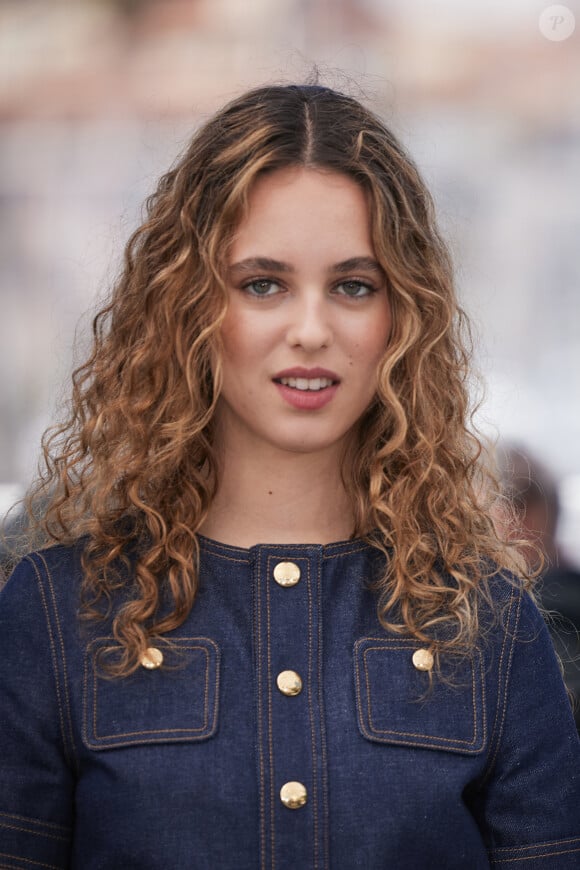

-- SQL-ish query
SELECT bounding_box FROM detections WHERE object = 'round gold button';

[276,670,303,696]
[273,561,301,587]
[412,648,434,672]
[280,781,307,809]
[140,647,164,669]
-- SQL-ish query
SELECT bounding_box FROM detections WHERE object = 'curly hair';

[27,83,526,676]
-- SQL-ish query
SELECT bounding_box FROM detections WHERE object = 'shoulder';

[477,568,577,736]
[475,566,543,638]
[2,541,83,585]
[0,542,85,624]
[474,569,562,696]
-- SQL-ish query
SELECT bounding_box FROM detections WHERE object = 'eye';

[241,278,282,297]
[334,280,377,298]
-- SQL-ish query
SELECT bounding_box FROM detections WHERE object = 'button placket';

[271,560,309,812]
[253,549,327,868]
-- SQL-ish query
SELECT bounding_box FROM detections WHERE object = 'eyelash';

[335,280,377,298]
[240,278,378,298]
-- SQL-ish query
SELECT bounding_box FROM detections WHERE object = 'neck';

[199,442,356,548]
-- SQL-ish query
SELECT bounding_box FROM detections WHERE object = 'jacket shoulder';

[0,542,85,620]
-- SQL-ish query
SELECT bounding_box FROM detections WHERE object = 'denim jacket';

[1,536,579,869]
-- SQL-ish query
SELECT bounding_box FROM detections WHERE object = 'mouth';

[272,367,341,393]
[272,370,340,410]
[273,375,338,392]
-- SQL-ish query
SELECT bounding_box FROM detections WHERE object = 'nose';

[285,291,333,351]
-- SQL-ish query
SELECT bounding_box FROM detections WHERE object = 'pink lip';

[273,367,340,381]
[274,381,339,410]
[272,367,340,411]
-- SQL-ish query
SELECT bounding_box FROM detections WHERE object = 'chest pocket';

[354,637,486,754]
[83,636,220,750]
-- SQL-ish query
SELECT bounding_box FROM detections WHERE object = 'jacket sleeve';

[479,589,580,868]
[0,555,75,867]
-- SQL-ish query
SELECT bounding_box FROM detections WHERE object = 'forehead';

[230,167,375,262]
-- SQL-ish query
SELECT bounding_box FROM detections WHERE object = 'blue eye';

[242,279,281,297]
[335,280,375,298]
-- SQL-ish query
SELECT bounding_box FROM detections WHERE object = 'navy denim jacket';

[1,536,579,869]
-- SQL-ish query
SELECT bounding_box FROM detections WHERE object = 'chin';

[267,428,352,457]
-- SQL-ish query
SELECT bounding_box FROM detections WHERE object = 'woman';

[1,84,578,869]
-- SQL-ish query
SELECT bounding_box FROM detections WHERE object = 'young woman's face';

[216,167,392,458]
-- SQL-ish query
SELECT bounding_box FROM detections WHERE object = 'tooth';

[277,376,335,390]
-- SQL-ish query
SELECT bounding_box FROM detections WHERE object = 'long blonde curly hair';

[26,84,525,675]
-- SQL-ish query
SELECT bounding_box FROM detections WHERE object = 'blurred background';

[1,0,579,567]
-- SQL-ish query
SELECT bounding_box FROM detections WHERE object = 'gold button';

[280,781,307,809]
[276,670,303,696]
[273,561,301,587]
[412,648,434,672]
[140,647,164,669]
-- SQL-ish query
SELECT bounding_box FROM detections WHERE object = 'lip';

[272,367,340,411]
[274,381,339,410]
[272,366,340,382]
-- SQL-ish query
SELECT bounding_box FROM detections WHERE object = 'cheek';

[352,310,392,370]
[220,311,252,366]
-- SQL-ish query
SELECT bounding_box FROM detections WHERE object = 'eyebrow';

[229,256,384,276]
[229,257,293,275]
[332,257,383,275]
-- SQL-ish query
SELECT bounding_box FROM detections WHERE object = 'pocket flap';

[83,636,220,750]
[354,637,486,754]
